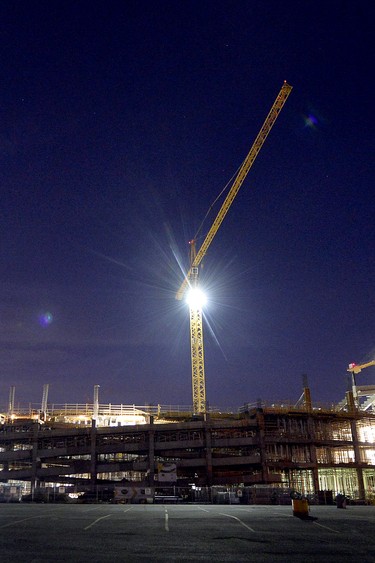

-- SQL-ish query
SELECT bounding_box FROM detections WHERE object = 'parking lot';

[0,503,374,562]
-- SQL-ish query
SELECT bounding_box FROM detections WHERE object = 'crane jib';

[176,81,292,301]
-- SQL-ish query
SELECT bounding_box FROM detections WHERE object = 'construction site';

[1,83,374,505]
[0,362,374,505]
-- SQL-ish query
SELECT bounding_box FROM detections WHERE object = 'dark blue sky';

[1,0,374,408]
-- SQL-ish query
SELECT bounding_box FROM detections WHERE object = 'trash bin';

[292,498,309,518]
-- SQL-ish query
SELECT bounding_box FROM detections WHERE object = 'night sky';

[1,1,374,409]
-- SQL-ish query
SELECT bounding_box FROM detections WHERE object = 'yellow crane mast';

[177,81,293,414]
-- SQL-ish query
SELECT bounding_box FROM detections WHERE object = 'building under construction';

[1,83,373,504]
[1,379,374,504]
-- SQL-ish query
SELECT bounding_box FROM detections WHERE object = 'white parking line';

[220,512,256,532]
[83,506,103,512]
[84,514,112,530]
[313,521,340,534]
[165,508,169,531]
[197,506,210,513]
[0,514,48,529]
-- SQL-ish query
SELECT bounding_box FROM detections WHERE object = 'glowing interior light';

[187,287,207,309]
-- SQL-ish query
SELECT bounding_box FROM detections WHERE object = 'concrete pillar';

[307,415,319,493]
[303,387,312,413]
[350,418,365,500]
[90,419,97,489]
[204,413,213,485]
[256,409,267,482]
[346,390,356,413]
[148,416,155,486]
[41,384,49,420]
[93,385,100,420]
[303,385,319,493]
[31,422,40,495]
[8,386,15,419]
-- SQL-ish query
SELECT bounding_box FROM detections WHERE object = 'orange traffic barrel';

[292,498,309,518]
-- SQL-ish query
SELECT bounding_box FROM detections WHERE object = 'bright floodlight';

[187,287,207,309]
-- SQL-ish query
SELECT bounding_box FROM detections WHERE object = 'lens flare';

[303,113,318,129]
[39,312,53,327]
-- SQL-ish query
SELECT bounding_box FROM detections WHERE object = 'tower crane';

[347,361,375,375]
[347,361,375,408]
[176,82,293,414]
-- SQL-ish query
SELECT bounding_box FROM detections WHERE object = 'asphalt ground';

[0,503,374,562]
